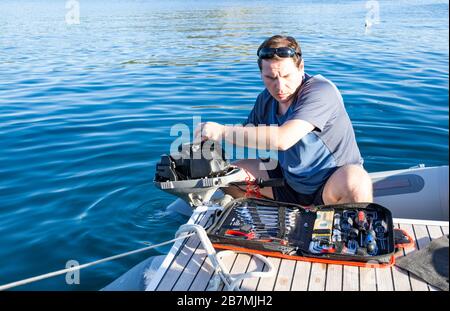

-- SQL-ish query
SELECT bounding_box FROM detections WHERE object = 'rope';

[243,169,261,198]
[0,232,195,291]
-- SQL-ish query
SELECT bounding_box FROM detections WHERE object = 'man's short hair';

[257,35,302,71]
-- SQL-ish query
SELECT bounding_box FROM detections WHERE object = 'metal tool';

[356,211,368,231]
[365,229,378,255]
[341,216,353,231]
[346,239,358,255]
[332,213,342,242]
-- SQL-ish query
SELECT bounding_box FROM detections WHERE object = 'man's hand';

[194,122,225,142]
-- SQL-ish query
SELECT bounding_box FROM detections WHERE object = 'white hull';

[371,165,448,221]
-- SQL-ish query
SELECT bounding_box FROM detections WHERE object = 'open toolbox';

[207,198,414,267]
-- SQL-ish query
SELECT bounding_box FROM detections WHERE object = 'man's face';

[261,57,304,105]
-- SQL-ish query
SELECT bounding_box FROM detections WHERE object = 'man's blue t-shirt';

[243,73,363,195]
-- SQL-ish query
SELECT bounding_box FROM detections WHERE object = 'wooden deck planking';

[391,223,412,291]
[239,255,267,291]
[173,211,225,291]
[398,223,430,291]
[414,225,432,250]
[359,267,377,291]
[187,255,212,291]
[308,263,327,291]
[414,224,433,291]
[291,261,312,291]
[219,253,252,291]
[391,266,411,291]
[342,266,359,291]
[172,210,220,291]
[256,257,281,291]
[376,266,394,291]
[274,259,296,291]
[172,242,209,291]
[207,251,238,291]
[373,222,399,291]
[148,210,206,291]
[428,225,445,240]
[155,211,209,291]
[325,264,343,291]
[152,210,448,292]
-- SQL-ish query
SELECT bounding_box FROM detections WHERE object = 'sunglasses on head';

[257,47,301,59]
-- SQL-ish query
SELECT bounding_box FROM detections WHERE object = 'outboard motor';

[154,141,243,207]
[155,141,230,182]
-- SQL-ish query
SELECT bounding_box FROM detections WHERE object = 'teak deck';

[146,206,449,291]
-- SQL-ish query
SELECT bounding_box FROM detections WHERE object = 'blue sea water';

[0,0,448,290]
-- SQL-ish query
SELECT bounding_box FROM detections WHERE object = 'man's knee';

[343,165,372,202]
[344,165,371,190]
[324,165,373,203]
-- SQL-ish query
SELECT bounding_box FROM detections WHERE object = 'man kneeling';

[195,35,372,206]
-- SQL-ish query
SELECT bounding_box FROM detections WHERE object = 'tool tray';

[207,198,414,267]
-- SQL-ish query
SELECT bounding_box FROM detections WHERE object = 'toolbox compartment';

[207,198,413,267]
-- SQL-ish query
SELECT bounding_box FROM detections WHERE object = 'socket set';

[308,209,389,257]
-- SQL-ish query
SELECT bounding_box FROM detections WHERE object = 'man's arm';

[197,120,314,151]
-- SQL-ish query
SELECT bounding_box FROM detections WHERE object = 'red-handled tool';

[224,230,290,246]
[224,230,256,239]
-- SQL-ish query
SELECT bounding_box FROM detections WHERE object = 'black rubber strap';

[233,178,285,188]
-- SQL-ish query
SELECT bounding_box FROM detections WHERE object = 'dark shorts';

[264,160,336,206]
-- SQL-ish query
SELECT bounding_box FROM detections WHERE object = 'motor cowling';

[154,141,230,182]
